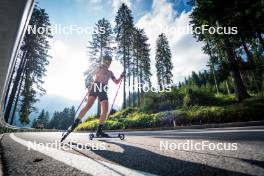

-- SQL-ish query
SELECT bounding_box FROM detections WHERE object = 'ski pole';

[108,77,123,117]
[75,81,95,115]
[75,91,89,115]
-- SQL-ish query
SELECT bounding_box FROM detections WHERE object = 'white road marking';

[10,133,156,176]
[127,128,264,134]
[166,129,264,134]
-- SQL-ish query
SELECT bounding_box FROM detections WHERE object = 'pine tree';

[31,119,38,128]
[155,33,173,89]
[31,109,49,128]
[204,42,219,94]
[5,6,52,124]
[87,18,113,116]
[47,106,75,130]
[114,3,134,108]
[44,111,50,128]
[88,18,113,63]
[132,28,151,106]
[19,7,52,124]
[37,110,45,125]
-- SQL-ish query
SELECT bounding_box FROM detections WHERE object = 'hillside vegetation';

[76,88,264,131]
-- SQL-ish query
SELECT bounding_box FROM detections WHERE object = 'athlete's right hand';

[120,71,125,78]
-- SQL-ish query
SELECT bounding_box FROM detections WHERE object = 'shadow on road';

[240,158,264,169]
[90,140,250,176]
[146,131,264,141]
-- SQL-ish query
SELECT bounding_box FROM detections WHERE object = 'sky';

[38,0,208,108]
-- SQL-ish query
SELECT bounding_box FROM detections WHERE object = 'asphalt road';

[1,126,264,176]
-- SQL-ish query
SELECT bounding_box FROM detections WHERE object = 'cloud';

[90,0,103,3]
[75,0,102,3]
[44,39,124,107]
[43,40,88,100]
[136,0,208,84]
[75,0,103,11]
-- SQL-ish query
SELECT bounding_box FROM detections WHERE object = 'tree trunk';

[240,35,260,93]
[10,66,25,125]
[3,54,19,110]
[162,75,165,89]
[159,79,162,90]
[132,57,135,107]
[212,65,219,94]
[4,50,28,122]
[97,46,103,117]
[128,46,131,107]
[256,31,264,50]
[240,36,254,66]
[136,56,140,107]
[137,76,140,106]
[225,80,230,95]
[207,42,219,94]
[223,38,250,101]
[123,45,126,109]
[140,67,144,100]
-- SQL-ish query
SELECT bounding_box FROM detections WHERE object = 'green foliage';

[76,119,99,131]
[123,112,154,129]
[109,108,137,119]
[32,109,49,128]
[214,94,236,105]
[141,87,223,112]
[75,96,264,131]
[183,89,218,106]
[140,87,185,113]
[104,120,124,130]
[47,106,75,130]
[182,97,264,124]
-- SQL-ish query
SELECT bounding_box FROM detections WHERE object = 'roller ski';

[89,124,125,140]
[89,132,125,140]
[60,118,81,142]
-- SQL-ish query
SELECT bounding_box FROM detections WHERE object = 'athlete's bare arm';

[111,71,124,84]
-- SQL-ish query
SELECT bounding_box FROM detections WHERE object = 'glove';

[120,71,125,78]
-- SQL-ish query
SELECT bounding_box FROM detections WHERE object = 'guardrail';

[0,0,35,131]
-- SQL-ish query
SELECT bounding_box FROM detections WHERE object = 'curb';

[2,121,264,134]
[104,120,264,132]
[74,120,264,133]
[0,134,4,176]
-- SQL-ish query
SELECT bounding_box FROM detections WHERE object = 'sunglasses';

[104,60,111,65]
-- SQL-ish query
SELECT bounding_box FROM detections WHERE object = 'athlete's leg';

[99,100,108,124]
[76,95,97,120]
[96,100,109,137]
[70,95,97,131]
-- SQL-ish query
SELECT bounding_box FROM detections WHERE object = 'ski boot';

[96,124,110,138]
[61,118,81,142]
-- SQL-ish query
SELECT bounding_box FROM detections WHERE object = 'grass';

[75,95,264,131]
